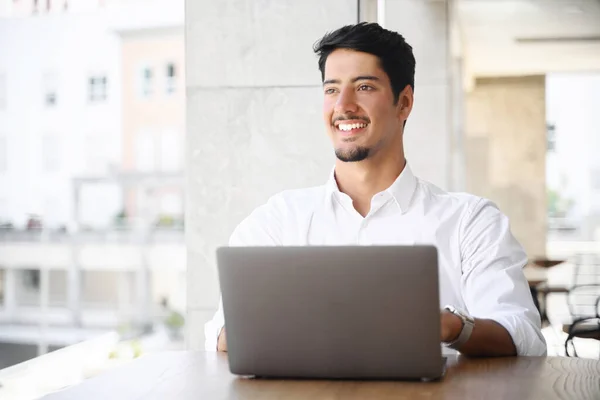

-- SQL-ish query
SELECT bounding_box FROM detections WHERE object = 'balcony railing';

[0,227,184,244]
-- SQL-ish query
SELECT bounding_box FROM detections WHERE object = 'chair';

[528,258,569,325]
[563,253,600,358]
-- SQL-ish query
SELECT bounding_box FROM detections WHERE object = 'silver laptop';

[216,245,444,380]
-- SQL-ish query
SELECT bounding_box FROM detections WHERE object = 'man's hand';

[217,327,227,352]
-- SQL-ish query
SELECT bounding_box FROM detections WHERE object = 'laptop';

[216,245,445,381]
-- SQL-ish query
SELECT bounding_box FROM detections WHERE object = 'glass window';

[166,63,176,94]
[140,67,153,98]
[43,72,58,107]
[89,75,108,102]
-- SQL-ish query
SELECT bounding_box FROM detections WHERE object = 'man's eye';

[324,88,337,94]
[358,85,373,91]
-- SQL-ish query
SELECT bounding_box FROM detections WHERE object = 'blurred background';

[0,0,187,373]
[0,0,600,396]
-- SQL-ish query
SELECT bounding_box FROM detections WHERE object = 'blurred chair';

[563,253,600,358]
[528,257,569,325]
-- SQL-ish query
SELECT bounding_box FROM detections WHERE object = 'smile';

[333,119,370,135]
[337,122,368,131]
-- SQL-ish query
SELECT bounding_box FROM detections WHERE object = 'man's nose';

[334,88,358,114]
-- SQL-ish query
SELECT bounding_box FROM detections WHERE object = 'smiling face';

[322,49,412,163]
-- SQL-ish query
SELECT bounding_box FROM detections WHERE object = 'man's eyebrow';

[353,75,380,82]
[322,76,380,86]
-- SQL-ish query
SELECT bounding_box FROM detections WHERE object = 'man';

[205,23,546,356]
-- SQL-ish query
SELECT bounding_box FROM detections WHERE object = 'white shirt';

[204,164,546,356]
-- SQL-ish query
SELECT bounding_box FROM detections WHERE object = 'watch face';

[445,305,457,314]
[446,306,473,324]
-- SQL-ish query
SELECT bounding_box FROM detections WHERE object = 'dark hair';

[313,22,415,104]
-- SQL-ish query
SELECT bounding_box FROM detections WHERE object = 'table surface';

[41,351,600,400]
[532,258,566,268]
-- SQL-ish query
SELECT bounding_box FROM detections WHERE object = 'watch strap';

[444,305,474,350]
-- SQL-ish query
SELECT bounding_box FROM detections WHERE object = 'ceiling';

[456,0,600,78]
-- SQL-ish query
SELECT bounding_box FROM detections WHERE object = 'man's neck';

[334,155,406,216]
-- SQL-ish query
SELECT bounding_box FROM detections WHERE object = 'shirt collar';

[324,162,418,213]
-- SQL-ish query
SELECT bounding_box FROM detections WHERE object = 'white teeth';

[338,123,367,131]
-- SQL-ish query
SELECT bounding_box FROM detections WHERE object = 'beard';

[334,145,371,162]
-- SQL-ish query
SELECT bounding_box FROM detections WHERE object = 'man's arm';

[441,312,516,356]
[217,327,227,352]
[450,199,546,357]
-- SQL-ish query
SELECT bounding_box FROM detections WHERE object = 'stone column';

[465,76,547,258]
[185,0,357,350]
[382,0,457,190]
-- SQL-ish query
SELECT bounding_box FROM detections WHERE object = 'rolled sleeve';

[460,199,547,356]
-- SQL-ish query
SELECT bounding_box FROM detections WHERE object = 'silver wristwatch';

[443,305,475,350]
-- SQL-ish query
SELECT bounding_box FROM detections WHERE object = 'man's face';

[322,49,409,162]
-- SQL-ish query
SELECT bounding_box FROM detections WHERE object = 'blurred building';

[118,24,185,229]
[0,0,185,368]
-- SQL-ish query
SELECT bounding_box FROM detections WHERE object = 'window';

[43,72,58,107]
[0,135,6,173]
[0,73,6,110]
[16,269,40,307]
[139,67,153,98]
[42,135,60,172]
[89,75,108,102]
[166,63,176,94]
[21,270,40,292]
[547,123,556,152]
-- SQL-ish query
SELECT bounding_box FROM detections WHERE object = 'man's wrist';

[217,327,227,352]
[442,311,463,343]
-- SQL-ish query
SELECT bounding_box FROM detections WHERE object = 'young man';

[205,23,546,356]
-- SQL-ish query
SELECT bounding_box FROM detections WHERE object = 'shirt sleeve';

[203,195,284,351]
[459,199,547,356]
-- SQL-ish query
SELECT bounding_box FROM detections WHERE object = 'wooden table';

[41,351,600,400]
[532,258,566,269]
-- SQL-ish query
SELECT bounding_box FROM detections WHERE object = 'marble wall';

[465,76,547,258]
[185,0,356,349]
[383,0,454,190]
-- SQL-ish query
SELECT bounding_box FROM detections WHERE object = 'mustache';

[332,115,371,125]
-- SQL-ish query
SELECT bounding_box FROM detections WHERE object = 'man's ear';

[396,85,414,120]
